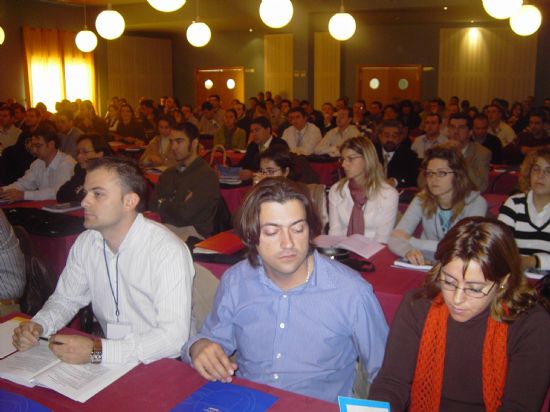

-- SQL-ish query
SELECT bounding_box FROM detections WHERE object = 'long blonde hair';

[337,137,385,198]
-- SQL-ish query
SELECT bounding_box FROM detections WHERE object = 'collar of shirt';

[91,213,144,256]
[45,150,66,171]
[527,190,550,227]
[382,148,395,162]
[262,136,273,149]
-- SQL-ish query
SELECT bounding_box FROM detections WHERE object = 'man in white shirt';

[13,157,194,365]
[314,107,360,156]
[0,105,21,154]
[487,104,516,148]
[411,113,448,159]
[282,107,322,155]
[0,125,75,202]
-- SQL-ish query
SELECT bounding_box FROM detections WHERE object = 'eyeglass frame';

[438,271,497,299]
[423,170,455,178]
[258,167,282,176]
[531,164,550,178]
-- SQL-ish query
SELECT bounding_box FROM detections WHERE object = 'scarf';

[347,178,367,236]
[410,294,508,412]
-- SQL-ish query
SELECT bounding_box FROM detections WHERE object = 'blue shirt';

[182,251,389,403]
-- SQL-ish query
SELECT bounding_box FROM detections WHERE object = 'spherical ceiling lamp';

[510,4,542,36]
[482,0,523,20]
[226,79,235,89]
[186,21,211,47]
[204,79,213,90]
[328,12,356,41]
[147,0,186,13]
[0,26,5,45]
[75,29,98,52]
[95,9,125,40]
[259,0,293,29]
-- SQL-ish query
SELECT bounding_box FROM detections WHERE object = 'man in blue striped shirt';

[182,178,388,403]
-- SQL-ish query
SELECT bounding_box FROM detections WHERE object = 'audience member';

[208,94,225,126]
[314,107,360,156]
[13,157,194,365]
[181,104,199,127]
[329,137,398,242]
[321,102,336,133]
[281,107,322,155]
[498,147,550,271]
[487,104,517,149]
[198,102,221,136]
[140,115,177,168]
[0,209,25,317]
[212,108,247,150]
[300,100,324,132]
[56,110,84,158]
[517,112,550,155]
[104,104,119,132]
[182,177,388,402]
[74,100,108,136]
[11,103,26,129]
[506,101,528,134]
[472,114,503,164]
[0,105,21,154]
[411,113,448,159]
[152,123,220,240]
[114,103,146,145]
[0,125,75,202]
[389,143,487,264]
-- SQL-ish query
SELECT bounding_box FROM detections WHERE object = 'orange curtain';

[22,27,96,112]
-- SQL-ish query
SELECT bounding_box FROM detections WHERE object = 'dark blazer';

[238,137,289,172]
[478,133,503,164]
[375,142,419,188]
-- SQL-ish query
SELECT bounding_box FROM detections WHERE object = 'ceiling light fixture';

[482,0,523,20]
[186,0,211,47]
[510,4,542,36]
[95,5,125,40]
[75,1,98,53]
[147,0,186,13]
[259,0,293,29]
[0,26,5,45]
[328,0,356,41]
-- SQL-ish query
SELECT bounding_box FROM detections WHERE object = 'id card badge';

[106,322,132,340]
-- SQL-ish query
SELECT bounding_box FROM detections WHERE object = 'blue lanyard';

[103,240,120,322]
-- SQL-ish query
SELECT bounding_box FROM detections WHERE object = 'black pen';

[39,337,64,345]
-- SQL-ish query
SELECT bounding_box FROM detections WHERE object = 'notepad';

[194,231,244,255]
[0,320,21,359]
[338,396,390,412]
[313,234,384,260]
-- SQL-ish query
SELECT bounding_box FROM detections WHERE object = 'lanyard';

[103,240,120,322]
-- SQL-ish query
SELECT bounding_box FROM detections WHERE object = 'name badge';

[106,322,132,340]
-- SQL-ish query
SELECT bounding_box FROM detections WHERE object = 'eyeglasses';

[259,167,281,176]
[423,170,455,178]
[439,276,496,299]
[339,155,362,164]
[531,165,550,178]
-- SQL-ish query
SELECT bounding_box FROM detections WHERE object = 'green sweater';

[152,157,220,237]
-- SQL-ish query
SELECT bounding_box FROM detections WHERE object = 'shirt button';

[276,353,282,359]
[279,322,285,329]
[273,373,279,380]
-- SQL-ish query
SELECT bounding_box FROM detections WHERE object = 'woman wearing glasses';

[498,147,550,271]
[56,134,111,203]
[328,137,399,242]
[370,217,550,411]
[389,143,487,265]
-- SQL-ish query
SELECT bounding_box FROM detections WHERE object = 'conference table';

[0,315,337,412]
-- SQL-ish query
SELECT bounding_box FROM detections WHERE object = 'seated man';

[472,113,503,164]
[0,209,25,317]
[281,107,322,155]
[13,157,194,365]
[375,119,419,188]
[182,178,389,403]
[517,112,550,155]
[212,108,247,150]
[411,113,448,159]
[152,123,220,240]
[0,105,21,154]
[198,101,221,136]
[56,110,84,159]
[314,107,360,156]
[0,125,75,202]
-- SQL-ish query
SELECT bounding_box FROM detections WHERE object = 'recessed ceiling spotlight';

[249,28,253,32]
[443,6,448,11]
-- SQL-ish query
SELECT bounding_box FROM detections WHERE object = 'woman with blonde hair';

[389,142,487,265]
[328,137,398,242]
[371,217,550,411]
[499,147,550,271]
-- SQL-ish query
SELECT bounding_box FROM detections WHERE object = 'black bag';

[4,207,85,237]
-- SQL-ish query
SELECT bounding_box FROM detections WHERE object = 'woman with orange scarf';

[370,217,550,411]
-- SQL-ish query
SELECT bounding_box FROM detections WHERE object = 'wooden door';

[357,65,421,104]
[195,66,244,110]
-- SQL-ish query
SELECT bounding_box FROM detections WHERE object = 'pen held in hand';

[39,337,64,345]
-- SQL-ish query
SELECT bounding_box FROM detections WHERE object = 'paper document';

[338,396,390,412]
[525,268,549,280]
[313,234,384,259]
[42,203,82,213]
[0,320,21,359]
[392,257,433,272]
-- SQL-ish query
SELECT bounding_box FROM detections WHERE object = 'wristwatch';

[90,338,103,364]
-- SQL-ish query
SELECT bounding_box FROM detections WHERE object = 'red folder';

[195,231,244,255]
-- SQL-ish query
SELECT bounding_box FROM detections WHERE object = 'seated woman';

[328,137,398,243]
[140,115,177,168]
[56,134,111,203]
[113,103,146,145]
[389,143,487,265]
[212,109,247,150]
[498,147,550,271]
[370,217,550,411]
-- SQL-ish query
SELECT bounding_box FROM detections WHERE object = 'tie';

[383,153,390,177]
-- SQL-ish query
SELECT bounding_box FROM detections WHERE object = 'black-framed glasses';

[259,167,281,176]
[424,170,455,178]
[439,276,496,298]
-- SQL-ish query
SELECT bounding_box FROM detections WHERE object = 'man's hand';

[13,321,44,351]
[0,189,24,203]
[190,339,237,383]
[405,249,426,266]
[48,334,94,364]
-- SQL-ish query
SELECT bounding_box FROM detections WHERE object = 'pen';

[39,337,64,345]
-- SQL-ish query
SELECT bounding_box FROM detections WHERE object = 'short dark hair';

[236,177,322,267]
[77,133,112,156]
[371,101,382,109]
[250,116,272,131]
[259,146,294,177]
[157,114,174,128]
[449,112,472,129]
[179,121,200,141]
[32,123,60,148]
[339,107,353,118]
[88,157,148,213]
[201,101,213,111]
[289,107,306,117]
[473,113,489,124]
[225,108,237,119]
[0,105,14,117]
[426,112,442,123]
[381,119,404,133]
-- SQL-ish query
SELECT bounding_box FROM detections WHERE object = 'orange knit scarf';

[409,295,508,412]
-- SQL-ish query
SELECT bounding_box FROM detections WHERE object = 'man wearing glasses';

[0,124,75,202]
[151,122,220,241]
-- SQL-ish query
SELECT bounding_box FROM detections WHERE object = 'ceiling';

[43,0,548,34]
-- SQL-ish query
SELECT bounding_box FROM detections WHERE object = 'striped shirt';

[498,191,550,270]
[0,209,25,300]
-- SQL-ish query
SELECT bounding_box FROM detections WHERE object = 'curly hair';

[518,147,550,192]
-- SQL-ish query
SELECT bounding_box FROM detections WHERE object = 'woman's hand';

[405,249,425,266]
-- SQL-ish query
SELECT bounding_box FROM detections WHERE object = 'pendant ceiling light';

[510,4,542,36]
[95,5,125,40]
[259,0,293,29]
[482,0,523,20]
[186,0,211,47]
[0,26,5,45]
[328,1,356,41]
[147,0,187,13]
[75,1,98,53]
